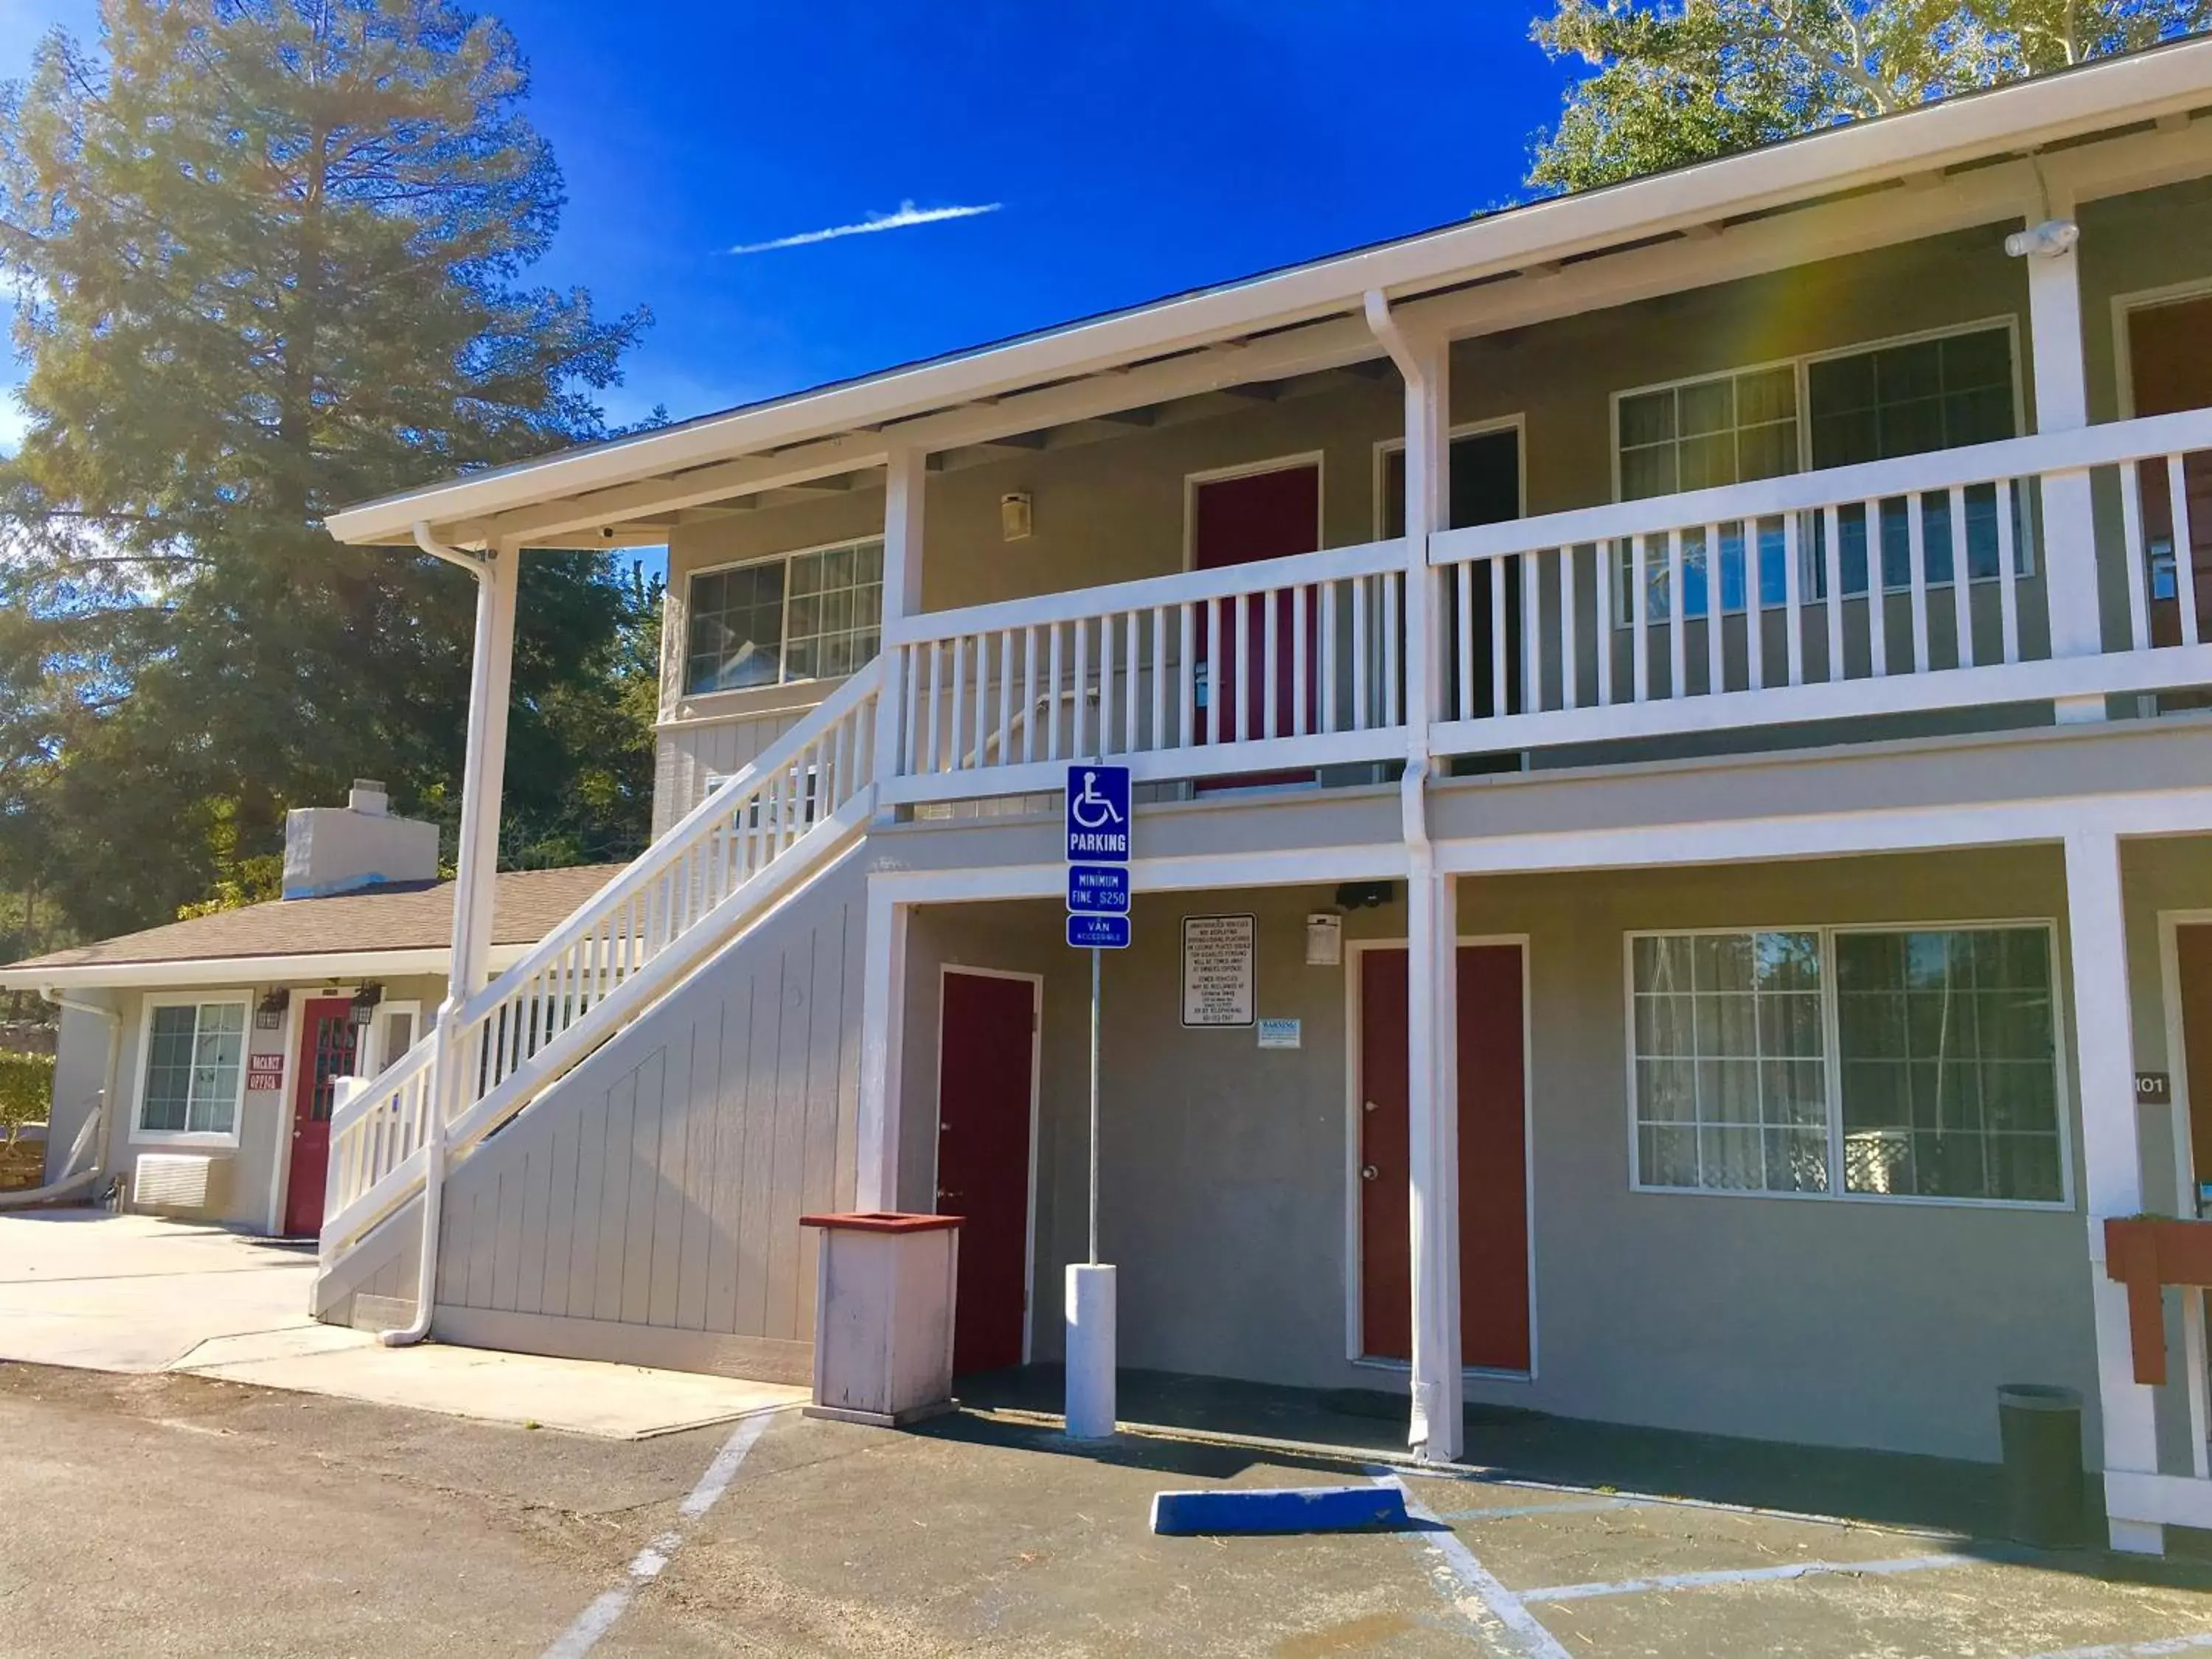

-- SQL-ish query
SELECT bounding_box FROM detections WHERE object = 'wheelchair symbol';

[1070,770,1125,831]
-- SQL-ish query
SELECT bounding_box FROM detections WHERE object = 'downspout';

[382,521,495,1346]
[1363,290,1452,1455]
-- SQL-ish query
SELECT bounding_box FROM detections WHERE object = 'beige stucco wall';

[95,971,447,1233]
[893,833,2212,1464]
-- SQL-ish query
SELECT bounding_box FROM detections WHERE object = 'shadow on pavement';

[946,1363,2212,1589]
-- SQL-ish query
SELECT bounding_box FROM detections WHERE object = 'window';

[1618,365,1800,503]
[1630,924,2063,1205]
[1611,324,2023,621]
[371,1002,420,1075]
[684,539,883,695]
[138,998,247,1138]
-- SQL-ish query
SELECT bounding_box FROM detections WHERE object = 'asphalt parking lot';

[5,1361,2212,1657]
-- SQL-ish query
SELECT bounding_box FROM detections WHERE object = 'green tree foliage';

[0,0,654,939]
[1528,1,2212,193]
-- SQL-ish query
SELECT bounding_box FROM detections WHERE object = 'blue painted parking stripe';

[1150,1484,1407,1535]
[1520,1550,1997,1603]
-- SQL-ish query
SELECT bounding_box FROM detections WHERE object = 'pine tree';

[0,0,651,937]
[1527,1,2212,194]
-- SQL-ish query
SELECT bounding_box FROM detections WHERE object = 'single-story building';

[0,781,613,1236]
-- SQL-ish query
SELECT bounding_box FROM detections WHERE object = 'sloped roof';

[1,864,619,975]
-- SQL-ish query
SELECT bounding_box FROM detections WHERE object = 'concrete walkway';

[0,1211,802,1439]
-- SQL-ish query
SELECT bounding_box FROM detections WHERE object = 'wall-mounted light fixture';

[1001,492,1033,542]
[255,989,290,1032]
[349,983,385,1027]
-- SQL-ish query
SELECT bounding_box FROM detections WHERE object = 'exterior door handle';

[1360,1164,1379,1181]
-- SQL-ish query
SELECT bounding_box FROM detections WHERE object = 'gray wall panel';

[418,845,866,1374]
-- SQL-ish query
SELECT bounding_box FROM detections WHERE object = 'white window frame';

[1622,917,2073,1212]
[1607,317,2031,625]
[132,990,252,1148]
[1370,415,1528,541]
[681,534,886,698]
[369,1000,422,1077]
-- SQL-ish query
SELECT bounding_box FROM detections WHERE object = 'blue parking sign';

[1065,764,1130,863]
[1067,914,1130,950]
[1068,863,1130,914]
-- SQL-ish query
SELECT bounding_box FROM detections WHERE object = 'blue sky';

[0,1,1575,451]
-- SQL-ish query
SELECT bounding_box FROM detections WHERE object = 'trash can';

[799,1211,961,1427]
[1997,1383,2085,1548]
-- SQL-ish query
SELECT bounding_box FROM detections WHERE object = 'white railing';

[878,539,1412,804]
[1429,405,2212,753]
[320,663,883,1255]
[317,408,2212,1262]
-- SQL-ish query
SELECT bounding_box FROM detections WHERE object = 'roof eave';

[324,37,2212,549]
[0,941,535,993]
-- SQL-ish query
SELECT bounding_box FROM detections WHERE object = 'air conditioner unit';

[133,1153,215,1211]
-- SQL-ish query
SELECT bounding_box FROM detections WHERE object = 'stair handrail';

[322,659,883,1246]
[453,658,882,1034]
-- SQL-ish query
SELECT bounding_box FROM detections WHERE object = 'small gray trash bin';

[1997,1383,2085,1548]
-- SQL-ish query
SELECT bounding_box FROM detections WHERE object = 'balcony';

[876,406,2212,809]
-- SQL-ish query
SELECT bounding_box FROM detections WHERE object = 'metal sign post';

[1063,762,1129,1440]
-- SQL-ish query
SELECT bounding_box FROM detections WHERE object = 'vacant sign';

[1182,914,1256,1028]
[246,1053,285,1092]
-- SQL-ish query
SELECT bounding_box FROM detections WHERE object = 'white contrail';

[726,198,1002,255]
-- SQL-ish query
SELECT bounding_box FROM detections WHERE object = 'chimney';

[282,779,440,900]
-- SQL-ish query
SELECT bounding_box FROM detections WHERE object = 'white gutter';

[0,942,534,994]
[324,38,2212,548]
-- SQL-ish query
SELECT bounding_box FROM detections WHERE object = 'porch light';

[349,983,384,1027]
[1000,492,1032,541]
[254,990,290,1032]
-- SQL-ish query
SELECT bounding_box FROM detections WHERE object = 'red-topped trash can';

[799,1211,962,1427]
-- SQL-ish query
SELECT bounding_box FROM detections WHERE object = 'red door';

[1358,944,1531,1371]
[282,998,360,1237]
[936,970,1037,1374]
[1192,463,1321,785]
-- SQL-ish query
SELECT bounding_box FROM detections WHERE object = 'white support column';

[855,879,909,1213]
[2017,191,2104,720]
[383,527,518,1346]
[873,448,926,809]
[447,540,521,1000]
[2065,828,2163,1554]
[1367,290,1462,1463]
[1405,859,1462,1461]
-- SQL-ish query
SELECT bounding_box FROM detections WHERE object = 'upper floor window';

[684,538,884,695]
[1612,322,2022,619]
[1618,364,1799,501]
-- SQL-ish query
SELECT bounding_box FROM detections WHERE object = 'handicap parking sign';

[1065,765,1130,863]
[1067,864,1130,914]
[1067,913,1131,950]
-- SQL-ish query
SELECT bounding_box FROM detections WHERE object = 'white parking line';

[2013,1636,2212,1659]
[1371,1471,1573,1659]
[1520,1551,1992,1603]
[542,1407,785,1659]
